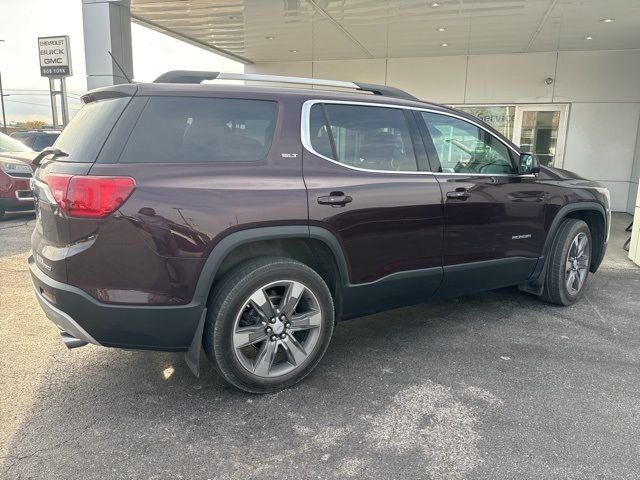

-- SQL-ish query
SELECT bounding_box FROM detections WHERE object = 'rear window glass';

[32,134,58,151]
[0,132,33,153]
[54,97,129,162]
[118,97,278,164]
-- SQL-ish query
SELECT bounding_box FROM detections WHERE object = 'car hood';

[0,151,39,168]
[538,165,586,180]
[538,165,603,188]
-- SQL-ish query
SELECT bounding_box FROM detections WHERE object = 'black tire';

[203,256,334,393]
[541,218,592,306]
[0,207,5,220]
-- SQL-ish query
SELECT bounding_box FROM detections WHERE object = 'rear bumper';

[32,283,101,346]
[0,174,34,211]
[0,193,34,210]
[29,256,204,351]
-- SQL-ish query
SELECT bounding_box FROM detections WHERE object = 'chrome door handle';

[446,189,471,199]
[318,192,352,206]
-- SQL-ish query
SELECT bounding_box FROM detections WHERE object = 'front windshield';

[0,132,33,153]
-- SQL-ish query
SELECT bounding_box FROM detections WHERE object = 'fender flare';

[191,225,350,304]
[185,225,350,376]
[526,201,607,291]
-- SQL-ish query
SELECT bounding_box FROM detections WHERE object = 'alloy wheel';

[565,232,590,295]
[232,280,323,378]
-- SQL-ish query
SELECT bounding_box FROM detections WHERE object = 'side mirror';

[518,153,540,175]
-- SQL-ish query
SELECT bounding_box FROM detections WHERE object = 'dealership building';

[82,0,640,213]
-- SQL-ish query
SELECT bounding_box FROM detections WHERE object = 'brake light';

[43,174,136,218]
[44,173,73,210]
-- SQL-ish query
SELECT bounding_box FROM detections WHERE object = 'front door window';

[420,112,514,175]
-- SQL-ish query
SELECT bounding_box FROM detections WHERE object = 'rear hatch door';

[32,86,136,282]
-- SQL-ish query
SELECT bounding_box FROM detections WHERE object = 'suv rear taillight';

[43,173,136,218]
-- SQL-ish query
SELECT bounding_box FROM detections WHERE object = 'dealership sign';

[38,36,72,77]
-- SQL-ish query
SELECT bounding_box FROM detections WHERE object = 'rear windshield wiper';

[32,147,69,167]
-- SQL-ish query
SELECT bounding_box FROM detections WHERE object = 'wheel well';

[213,238,344,315]
[564,209,605,272]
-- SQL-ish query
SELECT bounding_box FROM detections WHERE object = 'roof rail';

[153,70,418,101]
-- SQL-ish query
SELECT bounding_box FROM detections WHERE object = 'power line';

[5,98,80,110]
[4,89,84,100]
[5,88,83,97]
[3,92,82,102]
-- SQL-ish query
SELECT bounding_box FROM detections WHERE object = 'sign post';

[38,35,72,128]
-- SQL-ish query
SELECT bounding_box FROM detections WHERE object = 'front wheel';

[204,257,334,393]
[542,219,592,306]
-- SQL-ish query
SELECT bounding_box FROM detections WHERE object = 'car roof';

[135,82,451,111]
[89,82,520,152]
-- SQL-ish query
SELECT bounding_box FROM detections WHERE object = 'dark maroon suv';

[30,71,610,393]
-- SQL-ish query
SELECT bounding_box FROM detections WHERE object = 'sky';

[0,0,243,124]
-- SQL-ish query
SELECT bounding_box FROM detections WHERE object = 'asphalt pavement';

[1,211,638,479]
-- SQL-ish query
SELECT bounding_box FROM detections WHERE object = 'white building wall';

[247,49,640,212]
[630,121,640,213]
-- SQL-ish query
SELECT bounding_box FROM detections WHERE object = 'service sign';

[38,36,72,77]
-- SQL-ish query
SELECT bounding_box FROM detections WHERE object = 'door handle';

[446,189,471,200]
[318,192,353,207]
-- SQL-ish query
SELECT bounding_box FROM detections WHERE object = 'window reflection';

[453,105,515,139]
[518,111,560,167]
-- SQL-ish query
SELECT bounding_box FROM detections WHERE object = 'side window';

[33,135,55,151]
[309,104,334,159]
[119,97,278,163]
[309,103,417,172]
[420,112,514,174]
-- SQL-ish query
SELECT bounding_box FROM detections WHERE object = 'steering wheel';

[479,160,499,174]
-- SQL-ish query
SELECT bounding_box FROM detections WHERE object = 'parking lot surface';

[1,211,638,479]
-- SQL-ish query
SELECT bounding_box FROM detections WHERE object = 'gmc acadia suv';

[29,71,610,393]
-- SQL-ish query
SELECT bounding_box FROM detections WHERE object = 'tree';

[25,120,46,129]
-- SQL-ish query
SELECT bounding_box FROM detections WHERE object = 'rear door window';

[308,103,417,172]
[118,97,278,164]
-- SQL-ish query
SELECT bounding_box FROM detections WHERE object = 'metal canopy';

[130,0,640,64]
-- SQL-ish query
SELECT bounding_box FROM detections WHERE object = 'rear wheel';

[204,257,334,393]
[0,207,5,220]
[542,219,591,306]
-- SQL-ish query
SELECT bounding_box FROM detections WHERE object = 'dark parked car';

[10,130,60,151]
[0,132,36,219]
[29,72,610,392]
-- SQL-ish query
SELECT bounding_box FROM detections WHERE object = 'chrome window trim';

[301,99,527,177]
[300,99,426,175]
[15,190,35,202]
[434,172,535,178]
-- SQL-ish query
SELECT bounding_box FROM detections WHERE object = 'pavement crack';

[0,222,31,231]
[584,293,620,335]
[1,418,97,470]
